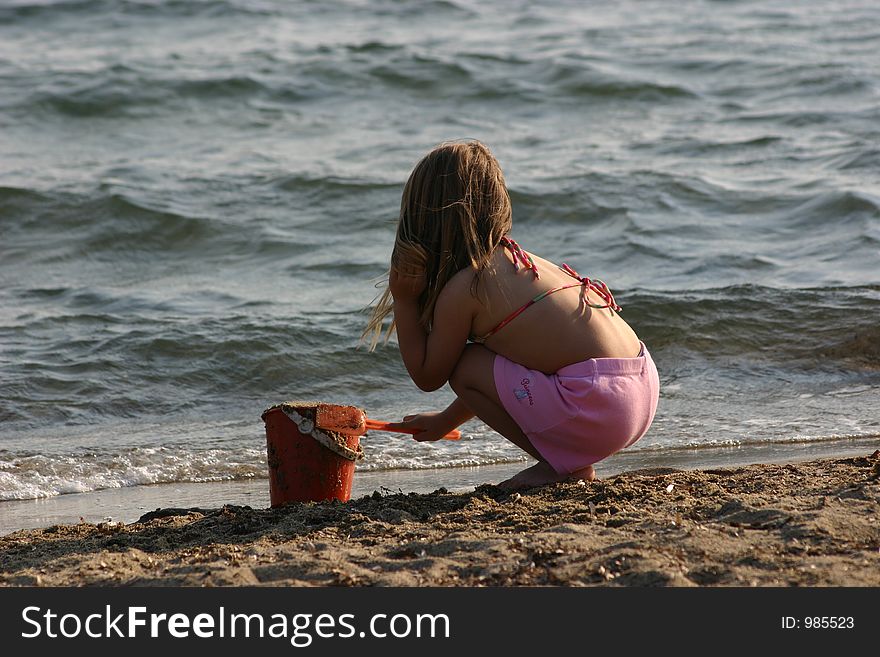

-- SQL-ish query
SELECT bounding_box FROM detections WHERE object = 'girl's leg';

[449,344,540,459]
[449,344,595,489]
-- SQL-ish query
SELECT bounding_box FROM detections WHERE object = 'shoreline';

[2,436,877,537]
[1,451,878,587]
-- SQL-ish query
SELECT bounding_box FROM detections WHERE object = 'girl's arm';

[390,266,477,392]
[390,397,475,442]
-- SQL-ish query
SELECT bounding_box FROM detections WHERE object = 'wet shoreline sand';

[2,452,878,587]
[4,435,876,537]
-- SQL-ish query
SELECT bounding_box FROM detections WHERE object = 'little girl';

[364,140,659,490]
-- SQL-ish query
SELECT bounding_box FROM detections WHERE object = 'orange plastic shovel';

[314,403,461,440]
[362,418,461,440]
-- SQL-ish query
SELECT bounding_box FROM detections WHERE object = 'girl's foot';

[498,461,596,491]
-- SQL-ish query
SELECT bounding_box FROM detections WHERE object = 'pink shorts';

[494,342,660,474]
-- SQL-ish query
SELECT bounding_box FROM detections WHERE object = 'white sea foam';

[0,448,265,501]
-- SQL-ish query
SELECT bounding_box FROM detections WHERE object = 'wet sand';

[1,452,878,587]
[4,435,876,537]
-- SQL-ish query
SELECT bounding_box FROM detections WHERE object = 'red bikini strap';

[500,236,539,280]
[560,263,622,312]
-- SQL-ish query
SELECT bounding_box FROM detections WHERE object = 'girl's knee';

[450,344,494,393]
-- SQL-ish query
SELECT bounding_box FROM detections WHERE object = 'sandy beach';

[1,451,878,587]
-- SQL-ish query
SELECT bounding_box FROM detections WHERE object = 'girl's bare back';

[466,245,641,373]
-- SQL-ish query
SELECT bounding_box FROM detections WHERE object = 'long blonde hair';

[363,140,512,349]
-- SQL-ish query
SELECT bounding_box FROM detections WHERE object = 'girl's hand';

[390,412,450,442]
[388,261,427,302]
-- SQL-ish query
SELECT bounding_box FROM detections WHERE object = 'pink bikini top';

[470,236,622,344]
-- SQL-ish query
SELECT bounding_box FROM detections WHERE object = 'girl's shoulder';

[440,245,513,301]
[441,265,479,298]
[432,265,482,322]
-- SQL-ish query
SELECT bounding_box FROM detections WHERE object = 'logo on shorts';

[514,378,534,406]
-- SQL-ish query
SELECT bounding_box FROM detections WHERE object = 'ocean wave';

[3,429,877,502]
[0,310,374,428]
[645,135,784,157]
[64,197,217,258]
[658,56,764,76]
[20,76,166,119]
[508,184,633,227]
[371,0,475,19]
[6,47,704,121]
[271,173,398,197]
[82,194,222,253]
[13,69,307,118]
[0,184,59,206]
[621,432,880,453]
[0,446,264,501]
[3,188,241,261]
[775,190,880,228]
[834,148,880,171]
[0,0,275,24]
[727,105,880,129]
[544,62,698,101]
[0,439,526,501]
[627,285,880,369]
[702,59,877,103]
[369,56,473,92]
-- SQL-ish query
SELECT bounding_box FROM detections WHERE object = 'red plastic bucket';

[261,402,363,506]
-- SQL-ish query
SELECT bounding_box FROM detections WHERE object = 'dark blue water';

[1,0,878,511]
